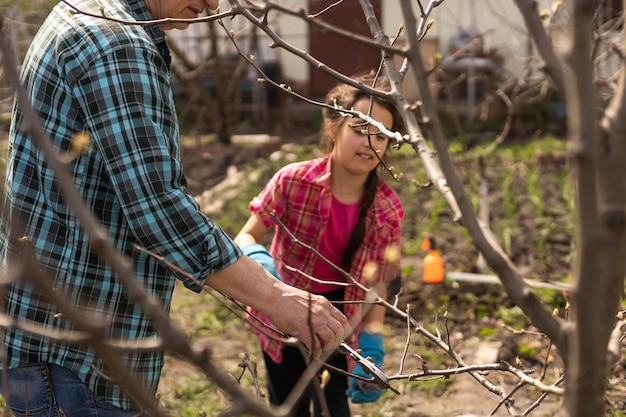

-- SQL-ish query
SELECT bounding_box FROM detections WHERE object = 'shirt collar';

[126,0,167,45]
[312,155,332,185]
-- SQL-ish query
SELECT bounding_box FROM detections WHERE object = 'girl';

[235,72,404,417]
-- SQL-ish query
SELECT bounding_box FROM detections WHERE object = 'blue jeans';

[0,363,139,417]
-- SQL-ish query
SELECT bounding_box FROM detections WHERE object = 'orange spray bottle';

[421,234,444,284]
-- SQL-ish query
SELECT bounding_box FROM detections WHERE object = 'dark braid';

[341,169,379,272]
[319,71,402,272]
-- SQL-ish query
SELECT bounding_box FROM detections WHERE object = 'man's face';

[145,0,219,30]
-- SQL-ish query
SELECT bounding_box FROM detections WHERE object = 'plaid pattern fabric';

[247,156,403,363]
[0,0,241,409]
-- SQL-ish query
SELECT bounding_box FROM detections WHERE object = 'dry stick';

[564,1,617,416]
[513,0,566,95]
[302,293,329,417]
[490,381,526,417]
[491,339,562,417]
[237,353,263,400]
[396,361,563,396]
[388,6,465,221]
[522,375,565,416]
[475,157,489,273]
[498,315,565,414]
[480,89,514,155]
[305,345,332,417]
[60,0,238,27]
[308,0,344,18]
[493,334,562,417]
[397,304,412,375]
[277,349,336,417]
[507,325,560,402]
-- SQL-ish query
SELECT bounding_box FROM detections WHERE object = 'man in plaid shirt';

[0,0,349,415]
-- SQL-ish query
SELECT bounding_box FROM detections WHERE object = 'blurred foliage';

[0,0,56,14]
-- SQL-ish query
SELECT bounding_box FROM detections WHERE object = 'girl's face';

[331,98,393,178]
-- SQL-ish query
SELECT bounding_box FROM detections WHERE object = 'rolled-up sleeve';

[249,166,287,228]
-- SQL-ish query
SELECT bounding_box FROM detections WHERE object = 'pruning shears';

[338,341,400,394]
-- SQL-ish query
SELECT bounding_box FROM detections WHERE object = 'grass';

[158,284,265,415]
[0,0,56,11]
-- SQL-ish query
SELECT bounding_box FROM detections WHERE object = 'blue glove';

[346,331,385,404]
[242,243,281,281]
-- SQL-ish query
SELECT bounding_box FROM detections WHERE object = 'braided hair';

[341,169,379,272]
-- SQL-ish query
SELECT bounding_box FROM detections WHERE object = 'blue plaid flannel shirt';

[0,0,241,409]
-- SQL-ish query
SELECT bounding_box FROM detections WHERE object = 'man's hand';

[205,255,350,359]
[263,282,350,358]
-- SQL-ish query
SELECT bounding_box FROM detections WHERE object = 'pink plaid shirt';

[247,156,403,364]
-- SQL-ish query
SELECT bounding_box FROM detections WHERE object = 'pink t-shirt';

[310,196,361,293]
[247,156,404,364]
